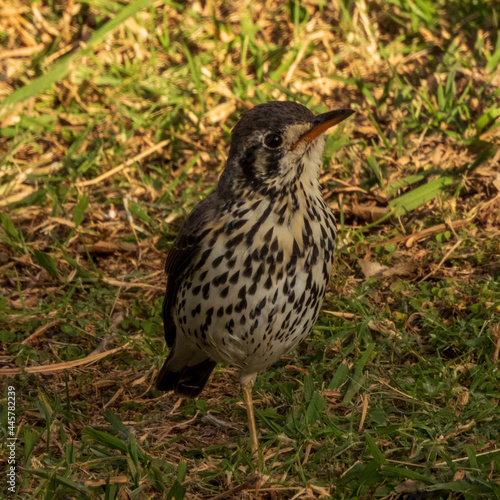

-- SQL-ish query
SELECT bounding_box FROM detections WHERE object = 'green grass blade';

[486,34,500,71]
[0,213,21,242]
[384,172,432,198]
[83,428,128,454]
[365,433,385,464]
[104,408,130,437]
[0,0,157,114]
[72,195,90,227]
[380,464,437,483]
[29,470,92,495]
[389,176,456,216]
[33,250,59,278]
[343,342,375,403]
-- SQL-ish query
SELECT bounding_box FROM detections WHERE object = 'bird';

[156,100,354,454]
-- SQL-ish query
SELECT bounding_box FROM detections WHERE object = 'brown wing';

[162,192,221,347]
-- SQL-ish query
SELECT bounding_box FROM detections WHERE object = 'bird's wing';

[162,192,221,347]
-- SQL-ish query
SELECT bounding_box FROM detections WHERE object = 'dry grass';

[1,0,499,499]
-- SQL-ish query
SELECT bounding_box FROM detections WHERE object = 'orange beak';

[291,108,354,150]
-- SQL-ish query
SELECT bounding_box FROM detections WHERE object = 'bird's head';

[221,101,353,199]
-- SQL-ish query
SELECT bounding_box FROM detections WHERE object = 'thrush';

[156,101,354,453]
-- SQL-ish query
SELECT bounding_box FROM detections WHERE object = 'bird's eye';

[264,133,283,148]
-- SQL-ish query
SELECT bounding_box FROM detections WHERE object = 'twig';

[376,378,440,408]
[326,176,368,193]
[170,131,208,151]
[84,475,128,487]
[209,475,266,500]
[321,310,361,320]
[419,238,462,283]
[0,44,45,60]
[75,140,169,187]
[492,324,500,364]
[358,393,370,432]
[284,40,310,86]
[434,448,500,467]
[373,193,500,249]
[101,277,164,291]
[0,344,129,376]
[123,195,142,261]
[373,218,470,248]
[103,387,124,409]
[467,191,500,218]
[21,318,66,346]
[0,187,35,208]
[201,413,238,431]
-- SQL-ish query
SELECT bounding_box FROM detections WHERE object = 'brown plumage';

[156,101,354,452]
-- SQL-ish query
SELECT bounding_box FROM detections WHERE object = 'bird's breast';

[174,192,337,371]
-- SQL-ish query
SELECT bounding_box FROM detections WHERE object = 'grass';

[0,0,499,498]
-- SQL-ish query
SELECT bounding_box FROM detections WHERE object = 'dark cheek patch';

[264,150,284,175]
[241,146,258,184]
[240,144,284,191]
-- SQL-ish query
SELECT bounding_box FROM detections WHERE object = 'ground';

[0,0,499,499]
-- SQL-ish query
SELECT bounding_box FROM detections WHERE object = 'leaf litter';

[0,0,499,498]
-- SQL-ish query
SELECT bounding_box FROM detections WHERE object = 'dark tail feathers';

[155,357,216,398]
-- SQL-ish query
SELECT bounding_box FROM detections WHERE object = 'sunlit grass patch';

[0,0,499,498]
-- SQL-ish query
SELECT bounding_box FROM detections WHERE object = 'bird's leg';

[241,381,258,454]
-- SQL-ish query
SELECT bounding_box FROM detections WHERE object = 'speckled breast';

[174,192,336,376]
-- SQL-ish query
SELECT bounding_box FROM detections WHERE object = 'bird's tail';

[155,354,216,398]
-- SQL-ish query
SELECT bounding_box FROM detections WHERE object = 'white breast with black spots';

[174,194,336,375]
